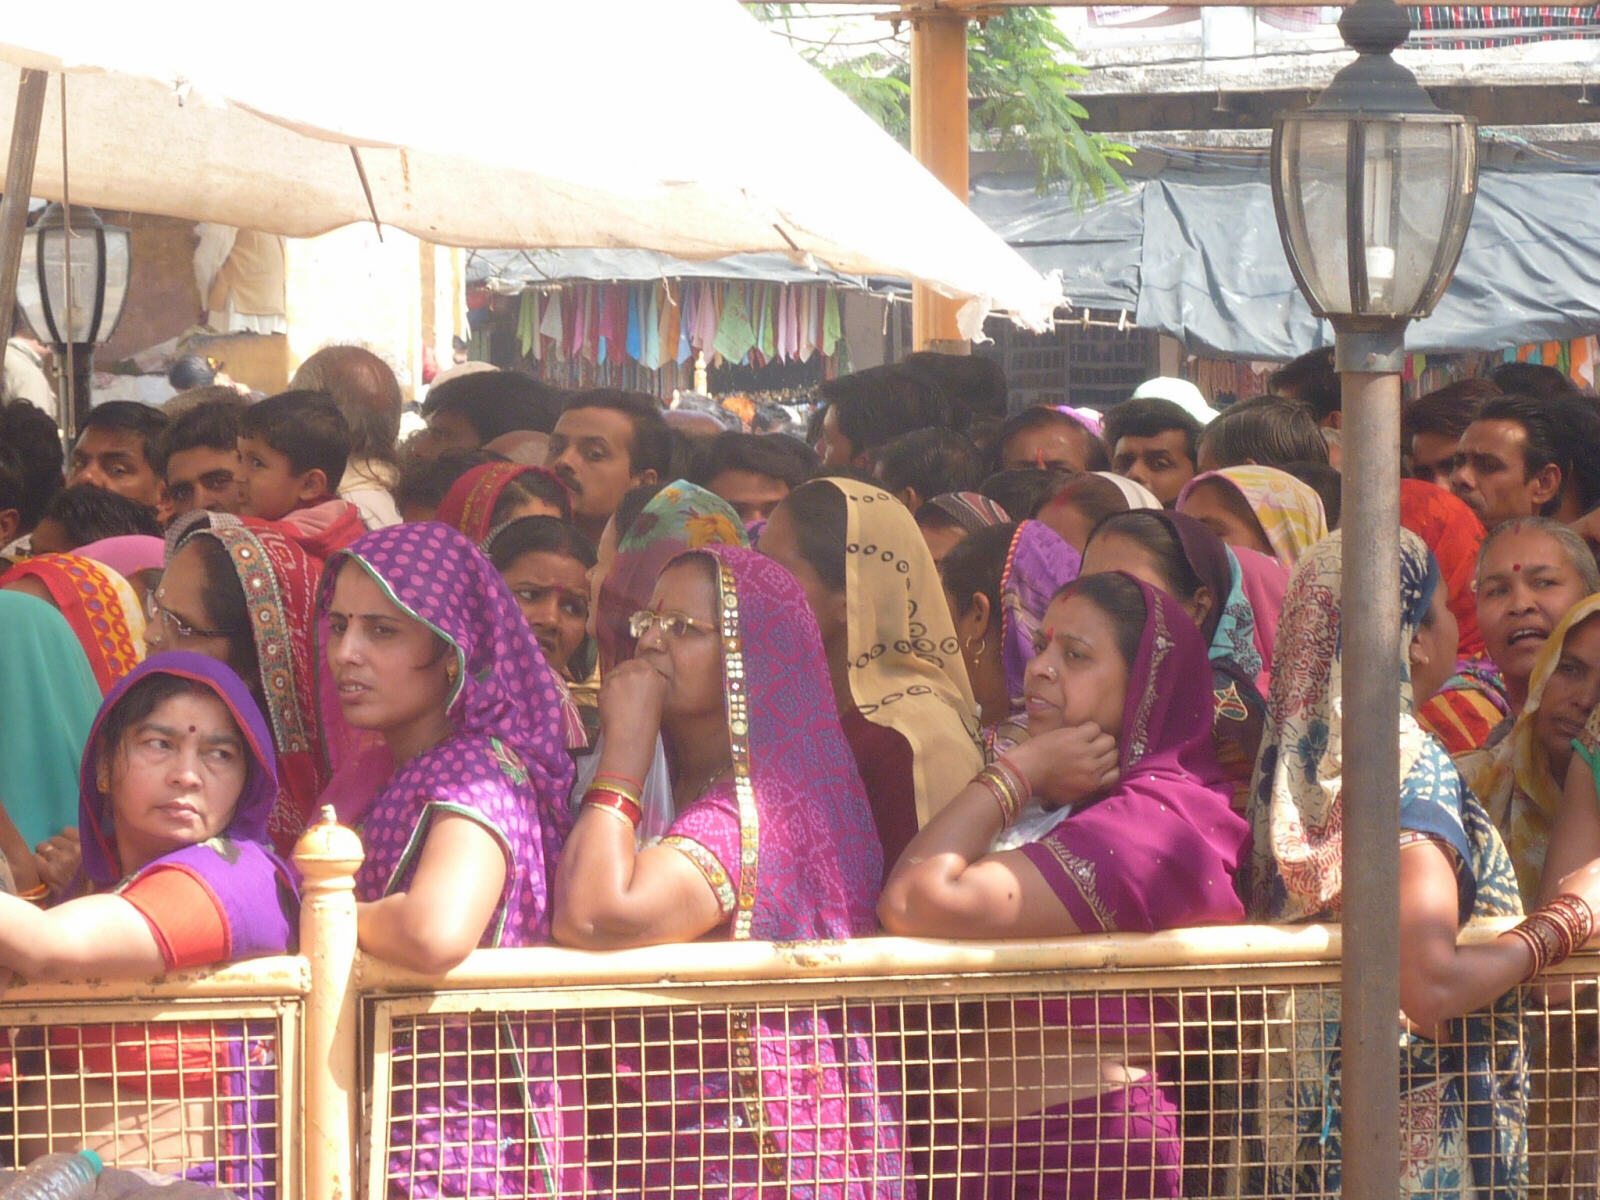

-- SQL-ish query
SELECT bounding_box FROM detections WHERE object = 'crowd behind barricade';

[3,343,1600,1197]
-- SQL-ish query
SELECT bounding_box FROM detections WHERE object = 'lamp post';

[16,202,132,437]
[1269,0,1477,1193]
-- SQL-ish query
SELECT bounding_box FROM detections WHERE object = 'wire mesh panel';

[0,996,297,1200]
[361,941,1600,1199]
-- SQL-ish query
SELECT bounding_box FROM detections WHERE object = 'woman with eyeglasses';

[552,544,902,1198]
[151,512,333,854]
[318,521,577,1197]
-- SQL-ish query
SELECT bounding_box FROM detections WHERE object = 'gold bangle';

[582,801,639,831]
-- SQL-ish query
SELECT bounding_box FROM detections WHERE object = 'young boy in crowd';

[237,389,364,558]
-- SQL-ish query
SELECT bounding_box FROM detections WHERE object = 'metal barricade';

[346,922,1600,1199]
[0,959,306,1198]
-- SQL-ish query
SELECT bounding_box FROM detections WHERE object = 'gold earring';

[964,634,985,667]
[446,659,460,683]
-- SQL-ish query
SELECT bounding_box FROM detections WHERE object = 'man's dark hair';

[0,400,63,530]
[692,432,817,490]
[1101,397,1202,465]
[1268,348,1340,422]
[80,401,168,464]
[155,400,241,480]
[991,407,1110,473]
[393,448,503,515]
[979,467,1077,519]
[896,352,1008,427]
[1478,392,1600,516]
[1282,460,1342,529]
[1199,394,1328,468]
[291,345,405,464]
[1488,362,1579,403]
[424,370,565,439]
[1404,378,1499,442]
[239,389,351,486]
[562,389,672,478]
[876,428,984,502]
[41,482,162,543]
[818,365,952,460]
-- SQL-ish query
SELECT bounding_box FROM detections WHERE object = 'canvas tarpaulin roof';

[0,0,1062,334]
[971,146,1600,357]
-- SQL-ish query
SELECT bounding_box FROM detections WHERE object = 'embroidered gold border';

[714,559,784,1181]
[660,835,736,917]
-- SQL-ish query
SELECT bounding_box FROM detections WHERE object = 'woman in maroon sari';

[553,544,902,1198]
[880,572,1250,1200]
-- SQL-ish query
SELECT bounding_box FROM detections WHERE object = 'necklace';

[682,761,734,803]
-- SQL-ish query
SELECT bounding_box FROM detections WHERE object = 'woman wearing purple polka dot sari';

[318,522,576,1198]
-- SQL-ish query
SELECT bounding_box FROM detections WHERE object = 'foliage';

[753,4,1129,202]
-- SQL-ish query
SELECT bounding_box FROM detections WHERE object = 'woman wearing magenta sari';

[6,652,296,1199]
[553,545,902,1199]
[318,522,576,1198]
[881,572,1250,1200]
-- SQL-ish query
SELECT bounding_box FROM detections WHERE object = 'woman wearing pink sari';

[553,544,902,1198]
[881,572,1250,1199]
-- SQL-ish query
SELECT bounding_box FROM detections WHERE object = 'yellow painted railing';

[2,822,1595,1200]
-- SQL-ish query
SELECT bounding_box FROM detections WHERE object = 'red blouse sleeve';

[839,709,920,874]
[119,866,231,969]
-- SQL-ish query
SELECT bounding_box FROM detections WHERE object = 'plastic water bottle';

[0,1150,103,1200]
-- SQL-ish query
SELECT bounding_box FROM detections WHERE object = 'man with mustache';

[546,389,670,542]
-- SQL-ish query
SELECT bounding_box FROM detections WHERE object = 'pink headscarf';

[77,535,165,578]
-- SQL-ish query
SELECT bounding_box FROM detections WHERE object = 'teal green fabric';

[0,591,101,848]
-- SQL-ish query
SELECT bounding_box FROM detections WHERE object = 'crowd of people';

[2,342,1600,1196]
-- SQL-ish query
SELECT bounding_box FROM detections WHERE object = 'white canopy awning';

[0,0,1063,334]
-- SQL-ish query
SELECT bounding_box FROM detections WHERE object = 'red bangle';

[593,771,643,793]
[584,788,642,827]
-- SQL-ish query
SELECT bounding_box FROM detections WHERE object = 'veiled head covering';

[920,491,1010,534]
[0,592,102,848]
[597,480,748,670]
[1399,478,1488,658]
[79,651,279,889]
[1460,594,1600,905]
[435,462,572,545]
[825,478,983,824]
[1180,466,1328,569]
[663,545,883,940]
[321,522,576,945]
[1247,529,1450,921]
[168,511,332,852]
[1,553,147,694]
[1015,575,1248,932]
[998,521,1082,705]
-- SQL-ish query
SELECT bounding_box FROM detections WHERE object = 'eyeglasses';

[146,591,236,640]
[628,610,717,640]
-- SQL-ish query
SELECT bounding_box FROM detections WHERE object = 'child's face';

[238,435,320,520]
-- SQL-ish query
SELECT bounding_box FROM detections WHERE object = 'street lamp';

[1269,1,1478,1195]
[16,202,132,435]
